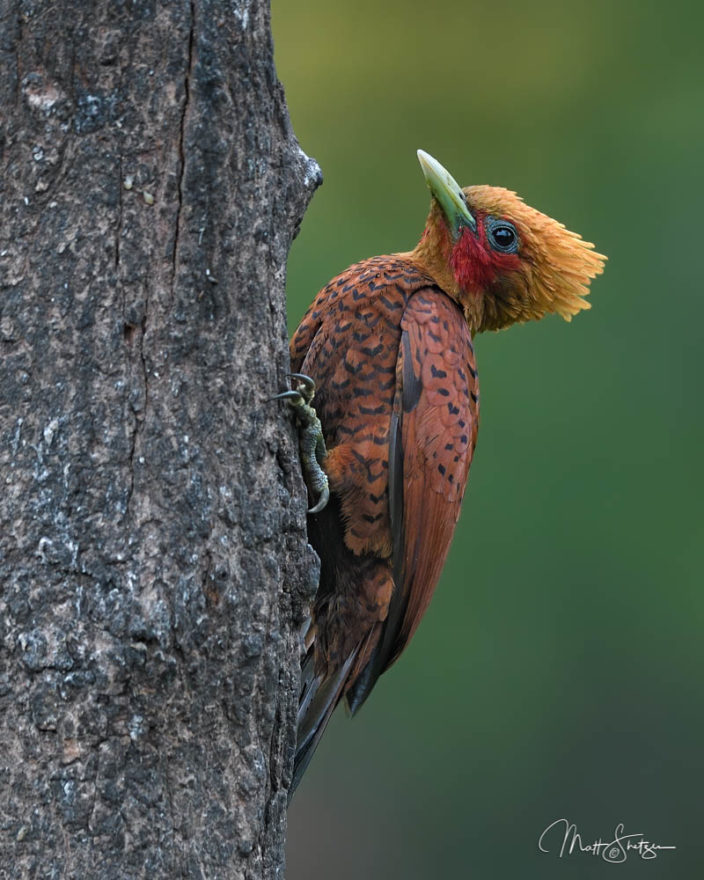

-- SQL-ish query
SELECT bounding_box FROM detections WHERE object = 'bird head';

[412,150,606,333]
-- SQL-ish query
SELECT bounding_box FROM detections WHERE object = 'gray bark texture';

[0,0,321,876]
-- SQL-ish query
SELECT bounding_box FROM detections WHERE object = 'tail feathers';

[289,647,359,801]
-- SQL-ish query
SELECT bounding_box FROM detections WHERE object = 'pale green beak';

[417,149,476,235]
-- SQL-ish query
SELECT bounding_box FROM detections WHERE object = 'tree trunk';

[0,0,320,876]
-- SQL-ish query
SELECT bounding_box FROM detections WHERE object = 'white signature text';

[538,819,676,862]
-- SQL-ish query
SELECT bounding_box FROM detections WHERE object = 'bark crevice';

[172,0,196,289]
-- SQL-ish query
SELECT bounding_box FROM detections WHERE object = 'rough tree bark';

[0,0,321,876]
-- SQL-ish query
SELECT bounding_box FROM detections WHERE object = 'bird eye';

[487,219,519,254]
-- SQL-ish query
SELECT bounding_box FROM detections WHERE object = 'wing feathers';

[386,290,479,663]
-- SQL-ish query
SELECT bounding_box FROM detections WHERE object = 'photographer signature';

[538,819,676,862]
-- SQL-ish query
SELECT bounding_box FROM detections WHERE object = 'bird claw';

[287,373,316,402]
[307,484,329,515]
[272,389,303,403]
[275,373,330,514]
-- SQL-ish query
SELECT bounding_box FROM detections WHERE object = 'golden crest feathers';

[464,186,606,331]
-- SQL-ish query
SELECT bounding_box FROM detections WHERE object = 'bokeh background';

[272,1,703,877]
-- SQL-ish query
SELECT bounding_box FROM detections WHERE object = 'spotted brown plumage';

[288,151,606,795]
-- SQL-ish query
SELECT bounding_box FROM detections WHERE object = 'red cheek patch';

[450,219,521,294]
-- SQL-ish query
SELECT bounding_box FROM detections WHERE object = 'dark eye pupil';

[493,226,515,247]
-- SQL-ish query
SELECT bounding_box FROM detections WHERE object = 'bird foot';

[274,373,330,514]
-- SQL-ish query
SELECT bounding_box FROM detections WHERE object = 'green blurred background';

[273,1,703,876]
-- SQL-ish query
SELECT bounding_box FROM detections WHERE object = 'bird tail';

[289,644,359,800]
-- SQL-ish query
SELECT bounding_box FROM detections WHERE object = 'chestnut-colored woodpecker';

[281,151,605,795]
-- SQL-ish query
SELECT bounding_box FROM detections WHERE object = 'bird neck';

[403,203,484,334]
